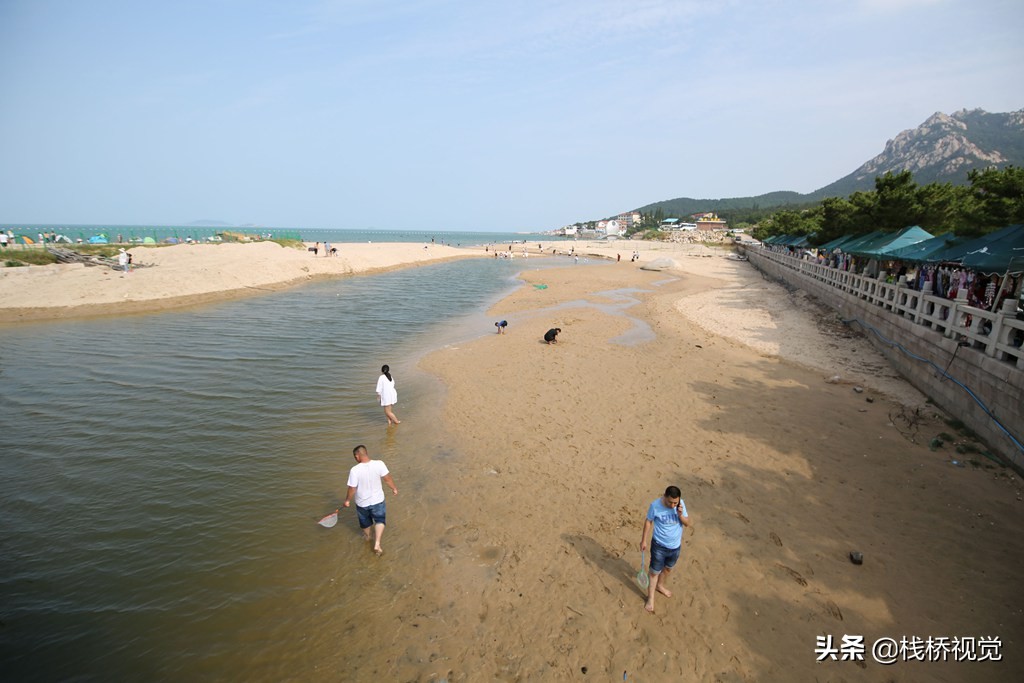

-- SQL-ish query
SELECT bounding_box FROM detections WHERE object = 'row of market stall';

[761,224,1024,274]
[760,224,1024,313]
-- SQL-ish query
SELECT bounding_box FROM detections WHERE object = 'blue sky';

[1,0,1021,231]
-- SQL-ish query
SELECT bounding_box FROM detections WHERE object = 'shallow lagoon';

[0,256,573,680]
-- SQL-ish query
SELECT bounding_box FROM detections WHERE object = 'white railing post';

[947,289,969,338]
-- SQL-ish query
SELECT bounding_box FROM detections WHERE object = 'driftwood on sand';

[46,247,149,270]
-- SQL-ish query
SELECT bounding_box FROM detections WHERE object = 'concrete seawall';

[740,245,1024,472]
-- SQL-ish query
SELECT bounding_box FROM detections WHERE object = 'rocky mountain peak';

[636,107,1024,218]
[824,107,1024,196]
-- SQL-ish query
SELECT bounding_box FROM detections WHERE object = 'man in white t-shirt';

[343,444,398,556]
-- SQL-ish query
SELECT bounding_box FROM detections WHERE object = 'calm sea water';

[300,228,570,246]
[0,224,571,247]
[0,257,575,681]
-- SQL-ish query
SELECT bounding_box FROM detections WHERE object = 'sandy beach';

[5,239,1022,680]
[0,241,480,322]
[401,244,1022,681]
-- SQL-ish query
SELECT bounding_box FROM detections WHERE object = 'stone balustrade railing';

[740,244,1024,469]
[753,247,1024,369]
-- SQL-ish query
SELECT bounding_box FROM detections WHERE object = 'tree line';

[750,166,1024,245]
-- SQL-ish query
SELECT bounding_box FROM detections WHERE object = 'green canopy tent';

[769,235,811,247]
[956,225,1024,275]
[868,226,934,258]
[928,224,1024,274]
[885,233,964,263]
[834,230,885,254]
[816,234,857,252]
[845,226,934,258]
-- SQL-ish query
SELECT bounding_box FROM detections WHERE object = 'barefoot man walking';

[640,485,691,613]
[343,445,398,556]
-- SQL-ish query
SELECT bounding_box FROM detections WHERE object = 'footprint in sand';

[775,564,808,586]
[769,532,783,546]
[824,600,844,621]
[732,511,751,524]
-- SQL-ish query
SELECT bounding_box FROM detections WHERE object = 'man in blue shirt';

[640,485,691,614]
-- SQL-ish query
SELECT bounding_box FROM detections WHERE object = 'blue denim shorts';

[356,502,386,529]
[649,539,680,574]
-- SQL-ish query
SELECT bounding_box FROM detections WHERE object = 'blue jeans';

[356,502,386,529]
[649,539,680,574]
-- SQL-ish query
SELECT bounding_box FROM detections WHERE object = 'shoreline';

[0,241,485,323]
[0,237,728,324]
[1,237,933,403]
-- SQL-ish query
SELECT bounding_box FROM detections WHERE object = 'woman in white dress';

[375,364,401,425]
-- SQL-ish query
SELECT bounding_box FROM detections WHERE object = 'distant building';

[660,218,697,230]
[563,225,578,236]
[617,212,641,229]
[692,212,727,230]
[604,220,623,237]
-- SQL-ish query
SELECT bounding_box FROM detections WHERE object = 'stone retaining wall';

[740,245,1024,471]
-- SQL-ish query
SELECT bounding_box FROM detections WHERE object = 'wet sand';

[385,248,1023,681]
